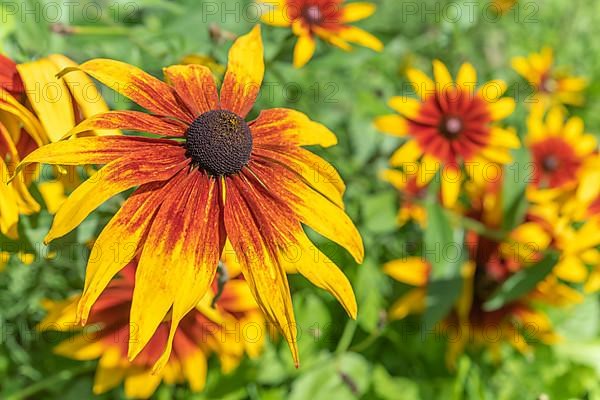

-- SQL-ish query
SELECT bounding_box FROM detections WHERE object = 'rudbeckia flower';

[525,106,597,203]
[375,60,519,207]
[552,217,600,288]
[1,52,117,233]
[260,0,383,68]
[0,61,44,237]
[16,54,118,142]
[18,26,362,371]
[512,47,588,107]
[384,219,563,368]
[38,262,259,398]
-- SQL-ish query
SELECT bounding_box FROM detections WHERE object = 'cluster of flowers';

[0,0,596,397]
[2,1,377,394]
[377,47,596,366]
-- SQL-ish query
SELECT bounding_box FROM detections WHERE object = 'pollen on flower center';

[303,5,323,24]
[185,110,253,176]
[440,115,464,139]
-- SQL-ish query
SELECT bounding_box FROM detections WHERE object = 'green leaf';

[372,365,420,400]
[288,352,370,400]
[361,191,398,234]
[502,148,532,231]
[423,198,465,325]
[483,253,558,311]
[355,261,388,332]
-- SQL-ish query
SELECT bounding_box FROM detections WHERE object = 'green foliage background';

[1,0,600,399]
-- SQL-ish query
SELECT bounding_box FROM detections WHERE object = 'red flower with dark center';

[530,136,581,189]
[261,0,382,67]
[39,262,260,397]
[375,60,518,207]
[407,90,493,163]
[289,0,344,31]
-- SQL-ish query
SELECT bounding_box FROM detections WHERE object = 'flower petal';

[456,62,477,92]
[251,108,337,147]
[374,114,407,137]
[220,25,264,117]
[488,127,520,149]
[129,172,224,373]
[163,64,219,118]
[281,231,357,318]
[432,60,454,91]
[68,59,192,122]
[0,159,19,239]
[336,26,383,52]
[249,161,364,263]
[441,164,462,207]
[389,140,423,166]
[17,58,76,142]
[180,350,208,392]
[342,2,377,22]
[47,54,119,136]
[293,34,316,69]
[388,96,422,119]
[478,79,508,100]
[488,97,515,121]
[45,145,188,242]
[77,174,188,324]
[65,111,189,139]
[15,136,180,176]
[383,257,429,286]
[260,8,292,27]
[224,173,299,366]
[406,68,436,100]
[124,370,162,399]
[253,146,345,208]
[0,88,47,146]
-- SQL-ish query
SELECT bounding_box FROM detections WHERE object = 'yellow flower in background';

[512,47,588,108]
[17,26,362,371]
[375,60,519,207]
[180,54,226,76]
[1,56,42,238]
[1,52,117,234]
[260,0,383,68]
[39,261,262,398]
[384,216,568,368]
[525,106,597,203]
[16,54,118,142]
[552,217,600,289]
[383,256,429,320]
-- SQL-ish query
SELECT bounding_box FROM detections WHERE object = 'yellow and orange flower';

[1,57,43,238]
[375,60,519,207]
[525,106,597,203]
[17,26,362,371]
[1,52,117,236]
[39,261,262,398]
[512,47,588,108]
[260,0,382,68]
[384,220,566,367]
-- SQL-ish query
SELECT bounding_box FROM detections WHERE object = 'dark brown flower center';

[440,115,464,139]
[542,154,559,172]
[185,110,252,176]
[303,5,323,24]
